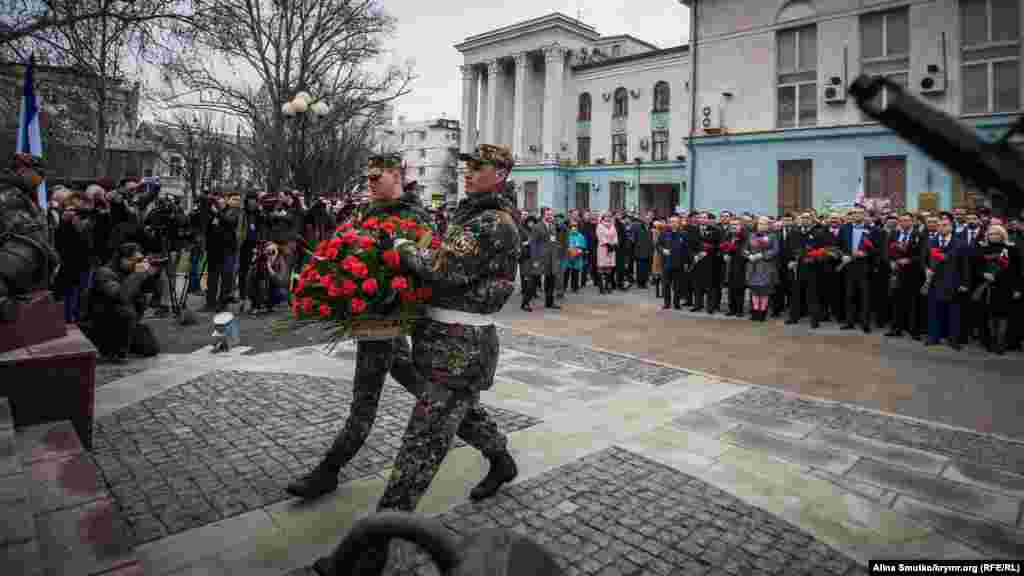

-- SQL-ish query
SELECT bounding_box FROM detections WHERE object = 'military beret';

[458,144,513,170]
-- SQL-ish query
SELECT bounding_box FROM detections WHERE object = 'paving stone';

[724,426,859,475]
[18,421,83,464]
[892,496,1024,558]
[942,461,1024,497]
[810,429,949,475]
[497,368,571,390]
[0,471,29,505]
[805,469,888,503]
[0,499,35,546]
[671,411,741,438]
[0,539,44,576]
[29,453,108,513]
[568,370,630,389]
[716,388,1024,476]
[0,429,21,477]
[711,405,817,439]
[0,398,12,430]
[847,458,1020,525]
[91,370,541,544]
[294,446,864,575]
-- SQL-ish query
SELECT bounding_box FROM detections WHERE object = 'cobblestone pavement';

[496,328,692,386]
[287,447,867,576]
[89,371,542,546]
[716,388,1024,475]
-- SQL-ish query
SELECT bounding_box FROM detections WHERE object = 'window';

[612,44,622,57]
[611,133,628,163]
[651,131,669,161]
[613,87,628,117]
[418,167,425,177]
[864,156,907,210]
[610,182,626,211]
[578,93,592,121]
[575,183,590,211]
[420,132,426,141]
[653,81,670,112]
[777,160,813,216]
[861,8,910,117]
[776,25,818,128]
[420,149,426,158]
[170,156,183,178]
[577,137,591,164]
[524,181,538,210]
[961,0,1020,114]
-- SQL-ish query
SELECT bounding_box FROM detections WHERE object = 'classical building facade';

[374,115,461,208]
[455,14,690,216]
[681,0,1023,217]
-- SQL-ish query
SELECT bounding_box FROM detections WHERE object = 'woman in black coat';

[976,224,1021,354]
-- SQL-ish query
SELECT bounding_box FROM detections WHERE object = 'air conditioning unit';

[920,64,946,95]
[823,74,846,103]
[700,104,721,134]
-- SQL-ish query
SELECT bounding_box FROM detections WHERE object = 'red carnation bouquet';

[719,240,737,254]
[859,237,874,252]
[703,242,714,253]
[921,247,947,295]
[983,252,1011,276]
[282,216,436,342]
[888,242,911,268]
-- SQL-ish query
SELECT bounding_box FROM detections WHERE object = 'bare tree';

[0,0,195,49]
[160,0,412,194]
[5,0,195,176]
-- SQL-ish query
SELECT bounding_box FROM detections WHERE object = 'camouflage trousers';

[376,320,508,512]
[321,337,506,483]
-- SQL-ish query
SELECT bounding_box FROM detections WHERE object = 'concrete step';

[0,416,140,576]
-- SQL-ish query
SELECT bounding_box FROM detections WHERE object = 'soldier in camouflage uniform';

[0,153,59,322]
[313,144,521,575]
[287,153,501,500]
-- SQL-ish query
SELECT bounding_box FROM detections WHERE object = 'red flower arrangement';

[860,238,874,251]
[983,252,1010,277]
[719,240,737,254]
[930,247,946,265]
[888,242,910,267]
[702,242,714,253]
[285,216,435,341]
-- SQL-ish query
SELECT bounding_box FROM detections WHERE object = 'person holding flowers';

[723,218,748,317]
[312,144,523,575]
[743,216,779,321]
[839,207,879,333]
[885,213,925,340]
[975,224,1021,354]
[286,153,491,501]
[925,212,969,349]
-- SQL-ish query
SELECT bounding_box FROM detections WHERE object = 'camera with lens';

[144,195,190,251]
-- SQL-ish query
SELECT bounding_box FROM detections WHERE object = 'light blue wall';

[511,162,687,212]
[690,118,1020,215]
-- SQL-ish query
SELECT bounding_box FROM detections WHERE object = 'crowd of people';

[517,206,1024,355]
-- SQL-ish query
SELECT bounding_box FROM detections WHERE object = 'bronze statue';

[0,153,60,322]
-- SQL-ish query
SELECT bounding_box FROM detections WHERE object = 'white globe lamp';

[291,97,308,114]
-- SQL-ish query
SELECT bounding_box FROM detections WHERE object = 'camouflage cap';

[367,152,403,178]
[458,144,513,170]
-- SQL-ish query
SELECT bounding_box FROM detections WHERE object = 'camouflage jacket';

[399,191,520,314]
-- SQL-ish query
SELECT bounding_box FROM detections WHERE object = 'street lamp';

[282,92,330,202]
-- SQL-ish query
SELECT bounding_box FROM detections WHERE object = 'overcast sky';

[377,0,692,124]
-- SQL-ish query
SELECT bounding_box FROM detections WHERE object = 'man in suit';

[886,213,924,339]
[581,211,599,289]
[691,212,722,313]
[926,212,969,350]
[839,207,877,333]
[772,213,795,317]
[873,213,900,329]
[820,213,844,322]
[631,216,653,289]
[785,212,824,328]
[529,207,561,309]
[956,210,983,347]
[658,215,689,309]
[681,212,699,306]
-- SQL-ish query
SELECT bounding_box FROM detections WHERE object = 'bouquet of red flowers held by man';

[921,247,947,295]
[282,216,437,343]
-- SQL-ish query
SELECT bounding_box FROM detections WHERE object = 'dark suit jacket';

[658,230,690,271]
[928,236,967,302]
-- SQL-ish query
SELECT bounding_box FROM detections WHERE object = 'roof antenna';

[576,1,583,21]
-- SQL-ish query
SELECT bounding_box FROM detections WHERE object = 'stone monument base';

[0,290,67,354]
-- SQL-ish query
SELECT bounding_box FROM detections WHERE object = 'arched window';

[578,93,592,121]
[653,81,670,112]
[613,87,628,117]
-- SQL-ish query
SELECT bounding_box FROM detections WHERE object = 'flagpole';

[17,54,47,209]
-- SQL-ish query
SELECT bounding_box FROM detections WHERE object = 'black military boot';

[286,462,341,499]
[470,451,518,501]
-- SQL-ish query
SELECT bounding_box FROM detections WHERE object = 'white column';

[542,44,566,162]
[512,52,529,160]
[459,64,478,154]
[484,59,500,145]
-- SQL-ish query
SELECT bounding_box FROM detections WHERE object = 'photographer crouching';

[81,242,161,361]
[141,190,190,318]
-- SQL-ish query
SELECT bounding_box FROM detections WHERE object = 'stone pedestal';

[0,327,97,450]
[0,292,66,354]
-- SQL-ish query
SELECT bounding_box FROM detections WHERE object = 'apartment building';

[681,0,1023,216]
